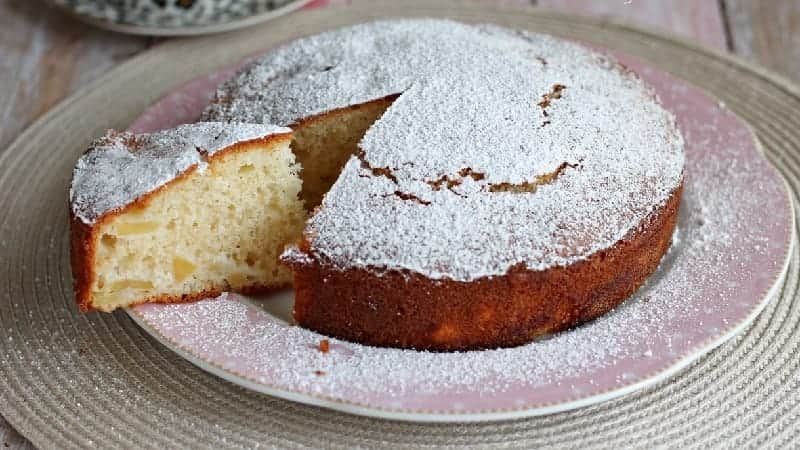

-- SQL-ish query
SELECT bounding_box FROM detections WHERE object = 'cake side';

[70,126,303,312]
[285,182,682,350]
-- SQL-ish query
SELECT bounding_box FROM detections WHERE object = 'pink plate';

[126,49,794,422]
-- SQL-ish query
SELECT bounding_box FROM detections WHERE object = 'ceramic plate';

[48,0,312,36]
[125,49,794,422]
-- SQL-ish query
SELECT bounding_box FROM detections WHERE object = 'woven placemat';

[2,1,800,448]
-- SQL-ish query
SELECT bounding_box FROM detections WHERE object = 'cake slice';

[69,122,305,312]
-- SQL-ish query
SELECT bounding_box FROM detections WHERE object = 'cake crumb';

[319,339,330,353]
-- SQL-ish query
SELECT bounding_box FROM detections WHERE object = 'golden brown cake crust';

[70,133,292,312]
[287,183,682,351]
[70,214,96,312]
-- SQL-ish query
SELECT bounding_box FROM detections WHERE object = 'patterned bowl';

[48,0,312,35]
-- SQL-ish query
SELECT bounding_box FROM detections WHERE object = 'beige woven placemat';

[2,2,800,448]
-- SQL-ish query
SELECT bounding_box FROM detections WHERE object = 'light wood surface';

[725,0,800,82]
[537,0,729,49]
[1,0,798,447]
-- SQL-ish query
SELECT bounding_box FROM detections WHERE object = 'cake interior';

[88,137,305,311]
[87,101,394,311]
[291,99,394,209]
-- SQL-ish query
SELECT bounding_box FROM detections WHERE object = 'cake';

[204,19,685,350]
[70,19,684,351]
[69,122,306,312]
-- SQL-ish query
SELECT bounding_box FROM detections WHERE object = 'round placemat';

[2,1,800,448]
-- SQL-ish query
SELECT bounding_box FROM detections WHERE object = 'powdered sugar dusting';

[141,292,624,397]
[131,48,792,415]
[203,19,684,279]
[70,122,290,224]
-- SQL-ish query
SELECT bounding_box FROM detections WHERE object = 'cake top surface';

[212,19,685,280]
[70,122,290,224]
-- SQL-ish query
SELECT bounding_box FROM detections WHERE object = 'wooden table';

[1,0,798,447]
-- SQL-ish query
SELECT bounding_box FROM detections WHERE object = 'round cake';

[69,19,684,351]
[202,19,685,350]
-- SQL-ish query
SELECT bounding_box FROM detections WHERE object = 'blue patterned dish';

[49,0,311,35]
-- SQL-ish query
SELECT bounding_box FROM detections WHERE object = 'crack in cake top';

[207,19,685,280]
[70,122,291,224]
